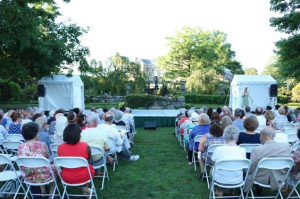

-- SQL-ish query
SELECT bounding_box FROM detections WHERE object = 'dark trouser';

[117,144,132,160]
[188,149,198,162]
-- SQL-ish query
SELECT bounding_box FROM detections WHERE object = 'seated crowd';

[176,104,300,197]
[0,106,138,196]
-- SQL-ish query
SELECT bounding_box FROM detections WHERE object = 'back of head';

[56,114,68,136]
[265,110,275,121]
[75,114,85,127]
[209,121,223,137]
[278,107,286,115]
[260,127,276,138]
[216,107,222,114]
[221,116,232,130]
[188,109,195,117]
[91,107,97,112]
[104,112,114,123]
[223,106,229,114]
[11,112,21,122]
[120,106,126,112]
[86,112,99,126]
[211,112,220,122]
[22,122,39,140]
[114,111,123,122]
[67,111,77,123]
[49,110,55,117]
[63,123,82,145]
[35,117,46,130]
[223,125,240,141]
[245,106,251,113]
[275,104,280,110]
[272,118,283,130]
[202,106,207,113]
[266,106,272,110]
[22,110,30,119]
[198,113,210,125]
[234,108,242,118]
[73,108,80,115]
[243,115,259,131]
[255,107,263,115]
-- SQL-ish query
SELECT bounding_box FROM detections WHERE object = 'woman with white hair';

[211,125,246,197]
[113,111,126,126]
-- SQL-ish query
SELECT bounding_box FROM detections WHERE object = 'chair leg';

[24,185,30,199]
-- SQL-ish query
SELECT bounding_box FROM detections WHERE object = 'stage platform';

[132,110,179,128]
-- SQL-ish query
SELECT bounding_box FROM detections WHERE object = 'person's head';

[33,114,41,122]
[91,107,97,113]
[63,123,82,145]
[266,106,272,111]
[27,107,34,115]
[223,106,229,115]
[185,110,189,117]
[288,108,294,115]
[99,112,105,120]
[216,107,222,114]
[7,110,15,118]
[278,107,286,115]
[104,112,114,124]
[255,107,263,115]
[245,106,251,113]
[243,115,259,131]
[272,118,283,130]
[11,112,22,123]
[207,108,213,118]
[190,112,199,122]
[244,87,248,92]
[124,107,131,113]
[265,110,275,121]
[110,107,116,114]
[0,109,3,116]
[73,108,80,115]
[75,114,86,127]
[35,108,44,116]
[55,108,65,117]
[202,106,207,113]
[234,108,243,119]
[209,121,223,137]
[188,109,195,117]
[49,110,55,117]
[35,117,47,131]
[86,112,99,127]
[120,106,126,112]
[103,108,109,113]
[297,128,300,140]
[96,108,103,114]
[0,115,2,123]
[22,122,39,141]
[211,112,220,122]
[198,108,204,114]
[223,125,240,143]
[67,111,76,124]
[241,109,245,118]
[221,116,232,130]
[114,111,123,122]
[275,104,280,110]
[284,106,289,114]
[22,110,30,120]
[260,126,276,144]
[198,113,210,125]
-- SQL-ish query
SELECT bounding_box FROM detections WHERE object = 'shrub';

[278,95,289,104]
[118,102,126,109]
[125,94,163,109]
[0,81,22,101]
[292,83,300,102]
[21,84,38,101]
[183,93,227,104]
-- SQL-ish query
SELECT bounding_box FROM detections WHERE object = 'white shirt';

[256,115,266,127]
[0,125,8,138]
[97,123,123,153]
[21,119,32,125]
[122,113,133,130]
[55,116,67,137]
[211,145,246,184]
[274,133,289,144]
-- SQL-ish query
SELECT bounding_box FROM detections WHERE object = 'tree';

[292,82,300,102]
[244,67,258,75]
[157,27,242,80]
[270,0,300,80]
[0,0,90,85]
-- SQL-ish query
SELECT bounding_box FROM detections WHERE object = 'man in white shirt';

[53,113,67,143]
[255,107,266,127]
[121,107,134,132]
[98,112,139,162]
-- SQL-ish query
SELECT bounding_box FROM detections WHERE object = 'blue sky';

[56,0,285,73]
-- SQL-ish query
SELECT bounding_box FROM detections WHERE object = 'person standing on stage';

[241,87,253,108]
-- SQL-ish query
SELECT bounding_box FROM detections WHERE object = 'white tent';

[38,75,85,111]
[229,75,277,111]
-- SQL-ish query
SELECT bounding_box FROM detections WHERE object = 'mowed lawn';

[98,127,208,199]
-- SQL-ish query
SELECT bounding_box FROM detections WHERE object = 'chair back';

[239,144,261,153]
[107,136,116,149]
[50,143,61,153]
[207,144,224,153]
[194,135,203,143]
[0,154,12,164]
[284,128,297,134]
[287,133,298,143]
[215,159,251,171]
[257,158,294,170]
[16,156,50,168]
[291,142,300,153]
[2,140,22,150]
[54,157,88,168]
[90,146,105,157]
[6,134,24,141]
[116,125,126,131]
[0,138,4,145]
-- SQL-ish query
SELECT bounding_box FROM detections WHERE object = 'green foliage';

[278,95,289,104]
[125,94,163,109]
[20,84,38,101]
[158,27,242,80]
[183,93,227,104]
[0,81,22,101]
[270,0,300,81]
[292,83,300,102]
[245,67,258,75]
[0,0,90,85]
[118,102,126,109]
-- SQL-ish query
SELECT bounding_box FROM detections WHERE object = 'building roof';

[140,59,152,64]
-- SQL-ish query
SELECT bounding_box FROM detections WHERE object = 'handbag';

[0,179,20,198]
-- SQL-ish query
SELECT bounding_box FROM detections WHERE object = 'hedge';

[124,94,163,109]
[182,94,227,104]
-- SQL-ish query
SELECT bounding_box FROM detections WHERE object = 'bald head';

[260,126,276,144]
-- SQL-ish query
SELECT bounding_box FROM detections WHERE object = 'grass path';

[99,127,209,199]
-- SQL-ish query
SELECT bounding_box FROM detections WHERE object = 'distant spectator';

[207,108,213,120]
[67,111,76,124]
[76,114,87,130]
[221,116,232,130]
[0,115,8,138]
[216,107,222,115]
[255,107,266,127]
[91,107,97,113]
[21,110,32,125]
[35,117,53,162]
[232,108,245,131]
[244,106,254,118]
[287,108,297,123]
[113,111,126,126]
[211,112,220,122]
[265,110,275,126]
[8,112,22,134]
[274,107,288,124]
[47,110,56,125]
[220,106,234,121]
[73,107,80,115]
[54,113,67,143]
[274,104,280,117]
[103,108,109,113]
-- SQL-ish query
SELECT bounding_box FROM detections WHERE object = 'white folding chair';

[54,157,98,199]
[90,146,109,190]
[116,125,127,131]
[192,135,203,171]
[283,124,295,130]
[287,133,298,143]
[291,142,300,153]
[209,159,251,199]
[5,134,24,142]
[202,144,224,189]
[2,140,22,162]
[245,157,294,199]
[107,136,118,171]
[15,156,61,199]
[239,144,261,153]
[50,143,61,158]
[0,154,26,199]
[284,128,298,134]
[286,177,300,199]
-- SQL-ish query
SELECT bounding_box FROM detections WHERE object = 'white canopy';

[38,75,85,111]
[229,75,277,111]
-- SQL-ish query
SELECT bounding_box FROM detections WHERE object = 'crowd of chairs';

[174,113,300,199]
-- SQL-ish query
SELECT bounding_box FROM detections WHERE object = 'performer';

[241,87,253,108]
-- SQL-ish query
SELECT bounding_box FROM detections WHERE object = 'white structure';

[137,58,164,82]
[229,75,277,111]
[38,75,85,111]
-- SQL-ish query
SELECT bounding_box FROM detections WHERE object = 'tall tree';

[157,27,242,80]
[244,67,258,75]
[270,0,300,80]
[0,0,90,84]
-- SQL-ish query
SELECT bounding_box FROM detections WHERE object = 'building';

[137,58,164,83]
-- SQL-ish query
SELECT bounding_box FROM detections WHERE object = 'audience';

[274,104,280,117]
[274,107,288,125]
[21,110,32,125]
[221,116,232,130]
[244,106,254,118]
[53,112,67,143]
[8,112,22,134]
[220,106,234,121]
[0,115,8,138]
[244,127,292,196]
[35,117,53,161]
[207,108,213,120]
[211,125,246,197]
[67,111,76,124]
[211,112,220,122]
[264,110,275,126]
[113,111,126,126]
[58,124,95,195]
[255,107,266,127]
[232,108,245,131]
[47,110,56,125]
[76,114,87,130]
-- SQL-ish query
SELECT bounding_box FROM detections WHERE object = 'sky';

[56,0,286,73]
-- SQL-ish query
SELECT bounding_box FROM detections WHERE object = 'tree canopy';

[270,0,300,80]
[245,67,258,75]
[157,27,243,80]
[0,0,90,84]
